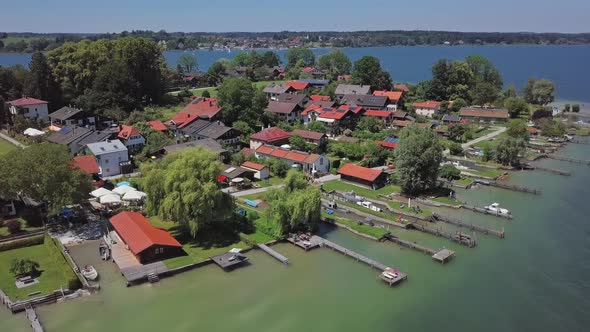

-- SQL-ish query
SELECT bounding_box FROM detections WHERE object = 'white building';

[241,161,270,180]
[412,101,442,118]
[255,145,329,174]
[7,97,49,122]
[85,140,129,177]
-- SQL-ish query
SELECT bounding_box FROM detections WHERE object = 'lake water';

[2,140,589,331]
[2,45,589,102]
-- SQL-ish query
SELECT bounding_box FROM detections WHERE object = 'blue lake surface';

[2,45,589,102]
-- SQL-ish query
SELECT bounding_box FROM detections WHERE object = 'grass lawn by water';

[321,180,401,199]
[431,196,462,206]
[463,168,505,179]
[323,212,389,239]
[0,137,16,155]
[0,237,79,301]
[455,177,475,186]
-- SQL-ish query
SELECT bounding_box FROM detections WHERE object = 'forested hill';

[2,30,590,53]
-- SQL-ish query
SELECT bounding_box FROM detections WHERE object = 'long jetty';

[256,244,288,265]
[25,305,44,332]
[544,155,590,165]
[475,179,541,195]
[432,213,505,238]
[408,222,476,247]
[460,204,513,220]
[529,165,572,176]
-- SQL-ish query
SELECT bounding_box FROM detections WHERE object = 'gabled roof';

[317,107,350,120]
[302,67,316,73]
[310,95,331,102]
[148,120,167,132]
[442,114,461,122]
[47,125,93,145]
[117,125,141,140]
[376,140,397,149]
[338,163,383,182]
[335,84,371,95]
[413,101,441,109]
[163,138,226,154]
[86,139,128,155]
[276,93,308,106]
[393,84,410,93]
[169,112,198,128]
[255,145,321,165]
[241,161,268,171]
[373,90,403,101]
[292,129,327,141]
[299,79,330,86]
[284,81,309,91]
[263,83,293,94]
[8,97,48,107]
[72,155,100,174]
[392,111,408,119]
[180,119,211,136]
[110,211,181,255]
[197,122,235,140]
[338,105,364,115]
[180,97,222,120]
[49,106,84,121]
[250,127,292,143]
[78,129,116,147]
[265,101,300,114]
[459,108,509,119]
[341,94,388,108]
[365,110,393,118]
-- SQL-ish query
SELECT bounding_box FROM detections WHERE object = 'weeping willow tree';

[142,147,234,239]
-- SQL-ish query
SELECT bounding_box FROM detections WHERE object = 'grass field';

[323,212,390,239]
[0,137,16,155]
[322,180,401,199]
[455,177,475,186]
[0,237,79,301]
[142,105,183,121]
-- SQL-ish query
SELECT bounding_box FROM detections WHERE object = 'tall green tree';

[523,78,555,105]
[506,119,529,140]
[177,53,198,73]
[142,147,234,238]
[504,97,529,118]
[25,52,62,109]
[217,78,266,126]
[351,56,392,90]
[494,137,525,166]
[286,48,315,68]
[316,49,352,79]
[394,125,443,194]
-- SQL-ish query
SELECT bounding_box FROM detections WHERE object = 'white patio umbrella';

[112,185,136,195]
[99,193,122,204]
[90,187,113,198]
[23,128,45,137]
[122,190,147,201]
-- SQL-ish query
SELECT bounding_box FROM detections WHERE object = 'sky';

[2,0,590,33]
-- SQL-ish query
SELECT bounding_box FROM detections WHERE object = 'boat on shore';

[82,265,98,281]
[484,203,511,215]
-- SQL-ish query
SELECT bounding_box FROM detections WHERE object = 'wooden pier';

[408,223,476,247]
[544,155,590,165]
[529,165,571,176]
[384,234,455,263]
[432,213,505,238]
[257,244,289,265]
[25,304,44,332]
[475,179,541,195]
[460,204,513,220]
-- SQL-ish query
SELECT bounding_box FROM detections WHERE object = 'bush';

[5,219,22,234]
[10,258,40,277]
[0,234,45,252]
[440,164,461,181]
[572,104,580,113]
[449,142,464,156]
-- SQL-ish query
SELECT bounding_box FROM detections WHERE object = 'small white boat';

[82,265,98,281]
[484,203,511,215]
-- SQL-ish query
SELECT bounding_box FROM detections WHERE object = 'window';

[105,159,109,164]
[319,158,323,165]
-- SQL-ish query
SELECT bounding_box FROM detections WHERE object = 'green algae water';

[3,142,590,331]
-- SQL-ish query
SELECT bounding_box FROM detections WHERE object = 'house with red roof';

[459,107,509,123]
[338,163,387,189]
[181,97,223,120]
[241,161,270,180]
[373,90,404,111]
[249,127,292,150]
[301,67,326,79]
[310,95,331,102]
[284,80,310,91]
[148,120,168,132]
[72,155,100,175]
[255,145,329,174]
[117,125,146,150]
[109,211,183,264]
[7,97,49,121]
[364,110,395,123]
[393,84,410,93]
[413,101,442,118]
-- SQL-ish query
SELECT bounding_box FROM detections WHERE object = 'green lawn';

[255,176,285,188]
[431,196,462,206]
[142,105,183,121]
[0,137,16,155]
[192,87,218,98]
[0,237,79,301]
[323,212,389,239]
[322,180,401,199]
[455,177,475,186]
[0,219,43,238]
[463,168,504,179]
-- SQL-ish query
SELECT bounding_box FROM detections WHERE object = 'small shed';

[337,164,387,189]
[241,161,270,180]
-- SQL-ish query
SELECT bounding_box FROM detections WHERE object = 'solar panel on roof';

[60,127,71,134]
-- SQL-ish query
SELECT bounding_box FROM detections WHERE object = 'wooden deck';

[210,252,248,270]
[432,249,455,263]
[257,244,288,264]
[286,235,323,251]
[109,231,169,283]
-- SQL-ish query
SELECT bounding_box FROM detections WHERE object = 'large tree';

[494,137,525,166]
[177,53,198,73]
[351,56,392,91]
[523,78,555,105]
[25,52,62,109]
[217,77,267,126]
[504,97,529,118]
[394,125,443,194]
[0,143,92,213]
[286,48,315,68]
[142,147,234,238]
[316,49,352,79]
[264,185,321,236]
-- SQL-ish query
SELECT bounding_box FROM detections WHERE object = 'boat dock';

[432,213,505,238]
[544,155,590,165]
[288,235,408,287]
[25,304,43,332]
[475,179,541,195]
[383,234,455,263]
[408,222,476,247]
[460,204,513,220]
[529,165,572,176]
[257,244,289,265]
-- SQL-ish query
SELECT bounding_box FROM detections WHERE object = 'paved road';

[0,131,26,148]
[461,126,507,149]
[228,185,284,197]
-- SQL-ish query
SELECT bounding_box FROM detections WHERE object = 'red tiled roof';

[8,97,48,106]
[376,141,397,149]
[527,128,540,134]
[318,107,349,120]
[302,104,323,116]
[413,101,441,109]
[168,112,198,128]
[292,129,326,141]
[255,145,320,164]
[148,120,167,132]
[310,95,331,102]
[338,164,383,182]
[250,127,292,143]
[284,81,309,91]
[303,67,315,73]
[266,101,299,114]
[180,97,222,120]
[339,105,364,114]
[460,108,509,119]
[373,90,403,101]
[392,120,413,127]
[393,84,410,93]
[109,211,181,255]
[256,145,276,155]
[365,110,392,118]
[117,125,141,140]
[241,161,267,171]
[72,155,100,174]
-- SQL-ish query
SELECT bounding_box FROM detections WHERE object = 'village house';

[292,129,328,146]
[72,155,101,187]
[413,101,442,118]
[310,105,364,134]
[170,97,223,129]
[85,140,129,177]
[364,110,396,123]
[263,83,294,99]
[271,66,286,79]
[117,125,146,150]
[7,97,50,122]
[442,114,461,124]
[265,101,302,125]
[163,138,228,161]
[299,79,330,88]
[77,128,117,148]
[310,95,331,102]
[109,211,183,264]
[148,120,168,132]
[48,106,96,129]
[46,125,94,155]
[459,107,509,123]
[241,161,270,180]
[392,111,409,121]
[373,90,404,111]
[375,137,399,150]
[255,145,329,174]
[335,84,371,101]
[302,67,326,79]
[249,127,292,150]
[284,80,310,92]
[393,84,410,93]
[219,164,256,185]
[193,121,241,151]
[337,163,387,189]
[276,93,309,108]
[341,94,389,110]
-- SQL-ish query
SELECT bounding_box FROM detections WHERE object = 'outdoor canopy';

[90,187,113,198]
[122,190,147,201]
[113,185,136,195]
[99,193,122,204]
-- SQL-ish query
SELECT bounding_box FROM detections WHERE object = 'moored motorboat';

[82,265,98,281]
[484,203,511,215]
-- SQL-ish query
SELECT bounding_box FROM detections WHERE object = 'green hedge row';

[0,234,45,252]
